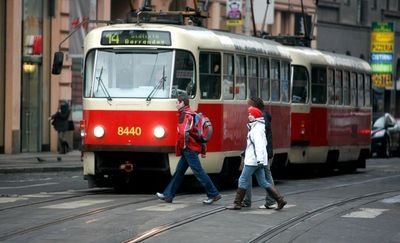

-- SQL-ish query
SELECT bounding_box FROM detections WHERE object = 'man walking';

[156,94,221,204]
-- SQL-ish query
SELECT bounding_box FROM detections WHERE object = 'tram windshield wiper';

[95,66,112,101]
[146,66,166,102]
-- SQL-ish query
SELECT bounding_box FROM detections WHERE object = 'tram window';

[116,68,134,89]
[365,75,371,107]
[173,50,196,98]
[260,58,270,101]
[343,71,350,106]
[281,61,290,102]
[357,73,364,107]
[223,54,234,100]
[84,51,95,97]
[311,67,326,104]
[235,55,246,100]
[85,49,177,99]
[248,56,258,98]
[292,65,308,104]
[199,52,221,99]
[271,59,280,101]
[335,70,342,105]
[350,72,357,106]
[327,69,335,105]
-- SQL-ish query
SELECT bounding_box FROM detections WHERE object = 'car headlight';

[373,130,385,138]
[154,126,165,138]
[93,126,105,138]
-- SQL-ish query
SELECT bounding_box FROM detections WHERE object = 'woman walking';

[226,106,286,210]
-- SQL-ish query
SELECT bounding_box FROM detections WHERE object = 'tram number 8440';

[117,126,142,136]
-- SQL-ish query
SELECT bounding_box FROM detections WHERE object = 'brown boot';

[266,187,287,210]
[226,188,246,210]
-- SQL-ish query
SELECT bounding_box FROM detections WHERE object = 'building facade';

[316,0,400,115]
[2,0,398,154]
[0,0,110,154]
[0,0,316,154]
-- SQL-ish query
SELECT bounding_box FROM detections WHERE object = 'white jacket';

[244,118,268,166]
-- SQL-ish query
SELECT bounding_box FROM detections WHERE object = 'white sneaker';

[156,192,172,203]
[156,192,165,199]
[202,195,221,205]
[258,204,277,209]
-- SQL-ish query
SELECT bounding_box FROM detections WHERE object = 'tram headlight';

[93,126,105,138]
[154,126,165,138]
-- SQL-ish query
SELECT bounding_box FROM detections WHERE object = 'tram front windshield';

[84,49,195,99]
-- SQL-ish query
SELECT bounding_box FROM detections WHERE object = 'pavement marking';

[0,182,58,190]
[23,194,52,198]
[238,204,296,215]
[0,197,29,203]
[341,208,388,218]
[0,192,53,203]
[137,203,187,211]
[41,199,114,209]
[381,195,400,204]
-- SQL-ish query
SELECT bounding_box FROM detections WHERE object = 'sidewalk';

[0,150,83,173]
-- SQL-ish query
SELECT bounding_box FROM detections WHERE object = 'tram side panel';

[289,105,370,168]
[289,106,328,165]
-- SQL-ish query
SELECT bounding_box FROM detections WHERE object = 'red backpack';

[191,112,213,143]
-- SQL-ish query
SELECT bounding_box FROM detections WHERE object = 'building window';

[372,0,377,10]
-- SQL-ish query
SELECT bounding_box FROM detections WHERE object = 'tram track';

[122,174,400,243]
[0,188,113,212]
[122,206,227,243]
[1,173,399,242]
[0,193,153,241]
[248,189,400,242]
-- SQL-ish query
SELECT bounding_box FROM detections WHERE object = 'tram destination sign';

[101,30,171,46]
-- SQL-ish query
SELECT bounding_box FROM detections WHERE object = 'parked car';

[371,113,400,157]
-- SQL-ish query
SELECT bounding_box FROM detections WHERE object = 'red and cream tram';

[77,22,294,188]
[285,46,372,172]
[54,17,371,188]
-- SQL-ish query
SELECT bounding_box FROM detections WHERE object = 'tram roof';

[281,46,371,73]
[84,23,291,60]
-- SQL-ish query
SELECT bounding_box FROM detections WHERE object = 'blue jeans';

[163,149,219,199]
[243,164,275,206]
[238,165,272,190]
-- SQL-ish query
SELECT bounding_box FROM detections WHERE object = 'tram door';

[21,62,42,152]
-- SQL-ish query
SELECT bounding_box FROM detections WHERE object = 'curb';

[0,166,83,174]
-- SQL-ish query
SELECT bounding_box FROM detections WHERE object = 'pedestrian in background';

[156,94,221,204]
[49,101,71,154]
[227,106,286,210]
[242,97,277,209]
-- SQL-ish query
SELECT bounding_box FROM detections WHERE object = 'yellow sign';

[226,19,243,26]
[371,43,393,53]
[371,32,394,42]
[372,73,392,88]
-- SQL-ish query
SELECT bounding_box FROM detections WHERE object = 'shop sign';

[370,22,395,89]
[226,0,243,27]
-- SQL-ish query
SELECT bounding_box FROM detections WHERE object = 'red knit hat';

[248,106,263,118]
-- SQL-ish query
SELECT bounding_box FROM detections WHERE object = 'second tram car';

[283,46,372,173]
[61,18,371,188]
